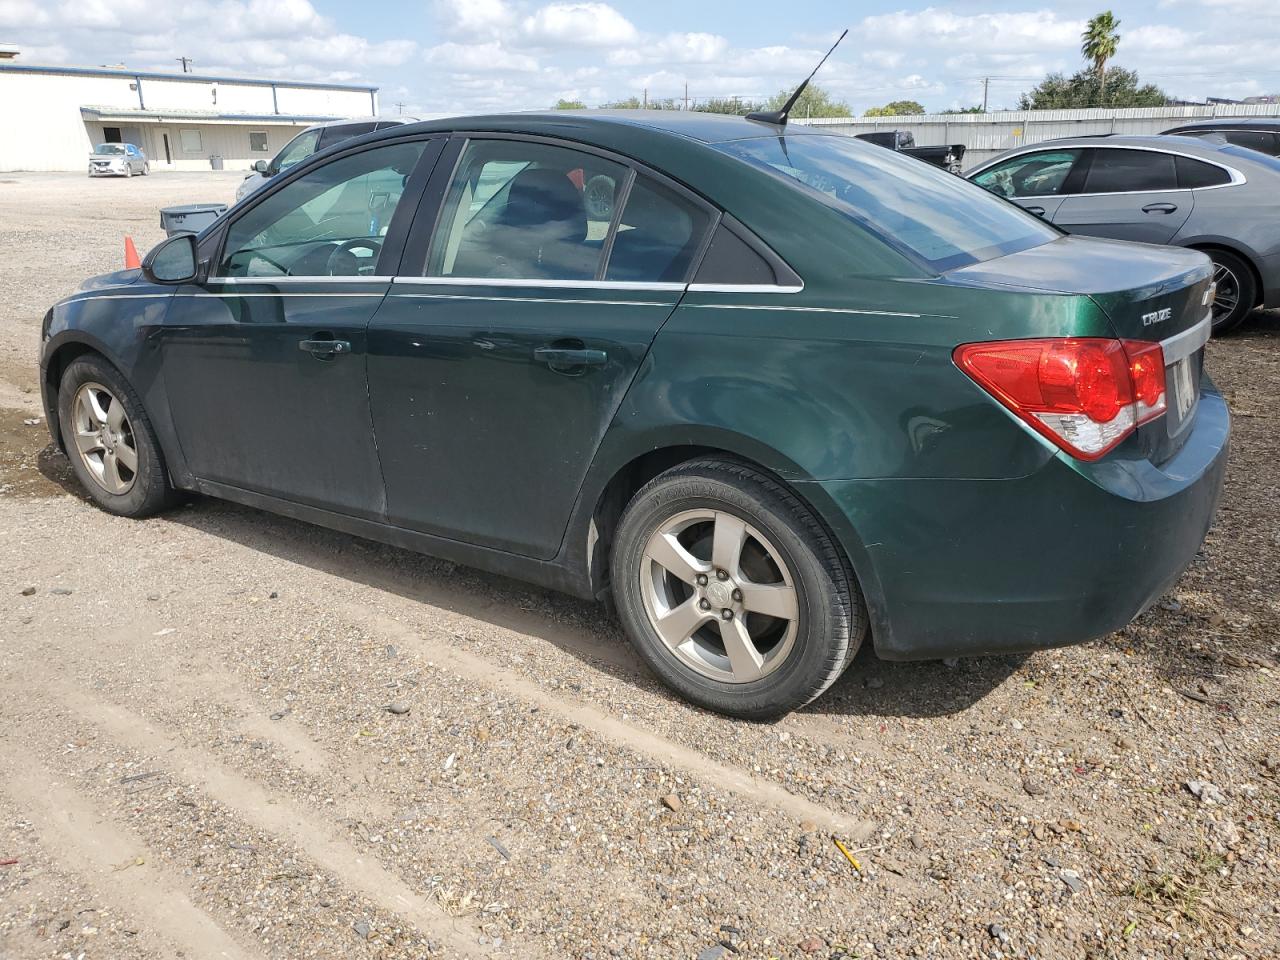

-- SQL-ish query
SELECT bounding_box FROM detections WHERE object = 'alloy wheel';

[1211,262,1240,326]
[639,508,799,684]
[71,382,138,495]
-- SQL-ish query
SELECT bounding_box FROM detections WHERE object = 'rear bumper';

[806,380,1230,660]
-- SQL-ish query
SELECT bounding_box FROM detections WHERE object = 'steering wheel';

[325,237,383,277]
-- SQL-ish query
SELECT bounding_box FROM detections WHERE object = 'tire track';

[341,602,878,843]
[39,679,512,960]
[0,740,259,960]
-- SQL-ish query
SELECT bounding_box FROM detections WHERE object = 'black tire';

[57,354,177,517]
[611,457,866,719]
[1207,248,1256,334]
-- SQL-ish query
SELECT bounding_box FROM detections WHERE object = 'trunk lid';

[948,235,1214,465]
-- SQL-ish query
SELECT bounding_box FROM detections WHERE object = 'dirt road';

[1,173,1277,959]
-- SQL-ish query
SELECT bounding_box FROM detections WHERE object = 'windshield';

[94,144,126,155]
[718,135,1058,272]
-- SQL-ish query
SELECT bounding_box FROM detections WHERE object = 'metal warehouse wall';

[795,104,1280,169]
[80,120,314,172]
[0,67,378,171]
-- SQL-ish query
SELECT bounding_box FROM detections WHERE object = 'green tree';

[940,105,985,114]
[552,98,586,110]
[765,82,851,118]
[600,96,642,109]
[693,96,764,115]
[1017,67,1167,109]
[1081,11,1121,85]
[863,99,926,117]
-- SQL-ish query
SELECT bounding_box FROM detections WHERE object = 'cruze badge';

[1142,307,1173,326]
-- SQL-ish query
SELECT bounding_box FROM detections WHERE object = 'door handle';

[299,338,351,358]
[1142,202,1178,214]
[1025,205,1046,216]
[534,344,607,371]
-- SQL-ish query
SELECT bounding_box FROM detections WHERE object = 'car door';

[158,136,442,520]
[968,148,1085,221]
[366,136,714,559]
[1052,148,1192,244]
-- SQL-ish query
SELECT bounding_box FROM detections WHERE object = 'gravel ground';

[0,173,1277,960]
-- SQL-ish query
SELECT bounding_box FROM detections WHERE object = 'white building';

[0,54,379,172]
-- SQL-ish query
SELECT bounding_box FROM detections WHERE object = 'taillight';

[954,337,1166,460]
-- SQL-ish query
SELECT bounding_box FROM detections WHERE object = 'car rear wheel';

[611,458,865,719]
[1207,249,1256,334]
[57,355,177,517]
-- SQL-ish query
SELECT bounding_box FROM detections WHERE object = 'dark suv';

[235,116,417,200]
[1161,118,1280,157]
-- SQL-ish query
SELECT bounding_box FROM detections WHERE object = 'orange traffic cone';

[124,235,141,270]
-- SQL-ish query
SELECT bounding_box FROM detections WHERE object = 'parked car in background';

[235,116,418,201]
[88,143,148,177]
[967,135,1280,331]
[1160,118,1280,157]
[855,129,965,174]
[40,111,1227,718]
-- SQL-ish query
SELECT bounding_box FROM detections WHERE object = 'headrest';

[500,168,583,227]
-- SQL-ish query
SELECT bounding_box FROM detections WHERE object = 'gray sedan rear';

[966,135,1280,331]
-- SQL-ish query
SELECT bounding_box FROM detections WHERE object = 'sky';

[1,0,1278,115]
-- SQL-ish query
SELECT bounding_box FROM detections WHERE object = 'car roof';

[395,109,826,145]
[1162,117,1280,131]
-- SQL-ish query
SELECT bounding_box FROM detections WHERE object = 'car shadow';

[141,492,1014,721]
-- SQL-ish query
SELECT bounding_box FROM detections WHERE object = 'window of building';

[180,129,203,153]
[249,131,269,153]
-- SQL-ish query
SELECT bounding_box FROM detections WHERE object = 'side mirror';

[253,159,269,173]
[142,233,199,284]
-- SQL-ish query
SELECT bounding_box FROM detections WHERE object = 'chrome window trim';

[389,292,668,307]
[687,283,804,294]
[1160,311,1212,365]
[971,143,1246,200]
[390,276,686,292]
[213,275,388,284]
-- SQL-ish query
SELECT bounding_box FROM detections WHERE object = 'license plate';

[1171,357,1195,420]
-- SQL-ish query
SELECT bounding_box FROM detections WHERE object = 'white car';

[235,116,417,201]
[89,142,149,177]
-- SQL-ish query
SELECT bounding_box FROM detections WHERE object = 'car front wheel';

[57,355,177,517]
[611,458,865,719]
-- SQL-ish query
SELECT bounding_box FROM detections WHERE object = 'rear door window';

[604,176,712,283]
[1083,149,1178,193]
[427,139,627,282]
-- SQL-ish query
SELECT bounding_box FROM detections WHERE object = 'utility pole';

[176,56,192,73]
[394,101,406,115]
[982,77,990,112]
[642,87,647,109]
[683,81,689,111]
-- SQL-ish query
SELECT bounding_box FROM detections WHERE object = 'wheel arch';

[575,440,892,653]
[1180,239,1264,307]
[41,334,124,452]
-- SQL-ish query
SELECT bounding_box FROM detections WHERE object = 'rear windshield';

[718,135,1057,272]
[1220,144,1280,171]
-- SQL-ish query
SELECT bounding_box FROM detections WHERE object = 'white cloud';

[433,0,514,39]
[522,3,637,47]
[425,41,539,73]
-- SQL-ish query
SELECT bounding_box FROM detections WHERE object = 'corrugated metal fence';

[794,104,1280,170]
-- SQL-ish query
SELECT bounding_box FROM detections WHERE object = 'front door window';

[219,140,426,278]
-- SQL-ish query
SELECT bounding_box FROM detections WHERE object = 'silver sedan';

[88,143,149,178]
[967,135,1280,332]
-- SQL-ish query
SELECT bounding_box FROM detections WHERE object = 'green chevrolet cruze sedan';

[39,111,1228,718]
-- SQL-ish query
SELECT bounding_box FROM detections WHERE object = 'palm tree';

[1082,12,1121,92]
